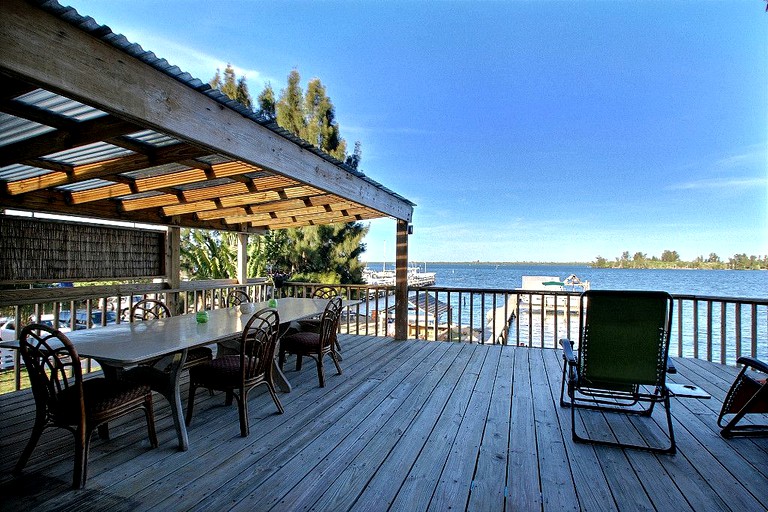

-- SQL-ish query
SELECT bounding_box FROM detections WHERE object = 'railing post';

[394,220,409,340]
[166,226,181,315]
[706,301,713,362]
[734,302,742,362]
[720,302,727,364]
[693,300,699,359]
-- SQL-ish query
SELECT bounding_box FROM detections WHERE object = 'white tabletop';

[18,298,333,366]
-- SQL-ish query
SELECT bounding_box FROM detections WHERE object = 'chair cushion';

[55,378,150,423]
[297,319,321,333]
[122,365,170,390]
[282,331,320,352]
[184,346,213,367]
[189,355,253,388]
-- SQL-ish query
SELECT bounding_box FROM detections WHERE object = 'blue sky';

[66,0,767,263]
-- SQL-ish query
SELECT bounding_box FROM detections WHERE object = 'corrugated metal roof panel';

[45,142,134,165]
[197,155,232,165]
[56,179,115,192]
[115,190,164,200]
[0,164,51,181]
[0,113,56,147]
[15,89,106,121]
[123,163,189,179]
[176,178,233,191]
[125,130,180,147]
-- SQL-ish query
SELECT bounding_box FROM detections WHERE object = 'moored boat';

[518,274,589,314]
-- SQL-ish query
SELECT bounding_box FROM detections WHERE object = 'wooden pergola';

[0,0,413,338]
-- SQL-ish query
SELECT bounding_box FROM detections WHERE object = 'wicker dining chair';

[226,289,251,307]
[214,290,255,357]
[295,286,343,356]
[14,324,158,489]
[186,308,284,437]
[279,297,343,387]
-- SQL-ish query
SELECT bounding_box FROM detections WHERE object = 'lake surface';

[364,262,768,363]
[388,262,768,299]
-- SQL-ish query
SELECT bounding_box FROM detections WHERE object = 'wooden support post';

[237,233,248,285]
[166,226,181,314]
[394,220,409,340]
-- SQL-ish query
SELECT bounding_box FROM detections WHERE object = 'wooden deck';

[1,336,766,511]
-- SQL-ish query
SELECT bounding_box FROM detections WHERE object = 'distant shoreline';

[364,261,767,270]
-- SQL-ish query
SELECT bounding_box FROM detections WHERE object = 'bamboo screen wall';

[0,216,165,281]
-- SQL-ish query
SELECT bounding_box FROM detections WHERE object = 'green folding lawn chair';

[559,290,676,454]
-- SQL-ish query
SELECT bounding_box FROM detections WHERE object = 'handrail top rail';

[1,280,766,308]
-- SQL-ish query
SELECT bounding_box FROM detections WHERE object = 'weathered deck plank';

[1,337,766,512]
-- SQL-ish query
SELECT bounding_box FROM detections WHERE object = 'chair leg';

[316,356,325,387]
[97,423,110,441]
[278,348,286,370]
[331,352,342,375]
[236,390,248,437]
[296,355,303,371]
[335,339,343,361]
[225,391,234,406]
[73,426,91,489]
[559,360,571,407]
[663,394,676,454]
[185,383,198,427]
[267,383,285,414]
[13,409,46,475]
[144,393,159,448]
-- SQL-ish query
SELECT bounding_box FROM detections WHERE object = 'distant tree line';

[592,251,768,270]
[177,65,368,284]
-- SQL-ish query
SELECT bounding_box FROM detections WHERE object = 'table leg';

[273,360,292,393]
[163,350,189,451]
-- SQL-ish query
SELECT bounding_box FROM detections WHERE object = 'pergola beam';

[0,0,413,224]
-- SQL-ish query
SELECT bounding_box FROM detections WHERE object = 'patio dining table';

[2,298,346,451]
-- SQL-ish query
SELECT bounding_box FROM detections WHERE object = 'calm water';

[365,262,768,362]
[396,262,768,299]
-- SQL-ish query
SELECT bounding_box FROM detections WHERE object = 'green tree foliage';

[221,63,238,102]
[345,141,362,169]
[632,252,647,268]
[276,69,306,137]
[273,223,369,284]
[192,66,368,285]
[592,250,767,270]
[209,68,222,90]
[180,224,369,284]
[236,77,252,109]
[661,250,680,262]
[302,78,346,160]
[257,82,277,120]
[180,229,237,280]
[209,64,253,110]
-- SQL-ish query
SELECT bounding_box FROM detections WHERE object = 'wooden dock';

[1,336,766,511]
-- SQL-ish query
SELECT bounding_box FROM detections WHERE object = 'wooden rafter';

[0,0,414,232]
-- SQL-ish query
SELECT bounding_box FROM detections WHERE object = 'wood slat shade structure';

[0,0,414,234]
[0,0,415,338]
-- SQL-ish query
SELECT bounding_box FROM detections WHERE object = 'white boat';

[517,275,589,315]
[363,263,436,287]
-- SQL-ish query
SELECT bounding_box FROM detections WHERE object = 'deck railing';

[2,281,766,393]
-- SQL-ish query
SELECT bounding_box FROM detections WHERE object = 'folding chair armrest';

[666,357,677,374]
[736,356,768,375]
[560,338,577,365]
